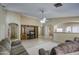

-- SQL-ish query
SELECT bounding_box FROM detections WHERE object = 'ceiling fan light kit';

[40,9,47,23]
[40,17,46,23]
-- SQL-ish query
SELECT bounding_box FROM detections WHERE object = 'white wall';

[0,6,6,41]
[6,11,21,40]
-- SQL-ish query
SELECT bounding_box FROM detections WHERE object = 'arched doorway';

[8,23,19,40]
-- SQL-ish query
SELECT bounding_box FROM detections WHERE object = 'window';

[72,26,79,33]
[55,23,79,33]
[66,26,71,32]
[65,25,79,33]
[56,28,63,32]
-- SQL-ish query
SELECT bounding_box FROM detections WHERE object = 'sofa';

[39,38,79,55]
[10,40,29,55]
[0,38,28,55]
[0,38,11,55]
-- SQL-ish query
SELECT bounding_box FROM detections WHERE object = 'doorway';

[8,23,19,40]
[21,25,38,40]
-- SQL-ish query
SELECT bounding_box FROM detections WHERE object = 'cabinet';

[21,25,38,40]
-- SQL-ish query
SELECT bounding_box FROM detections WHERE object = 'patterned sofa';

[0,38,11,55]
[39,38,79,55]
[0,39,28,55]
[10,40,28,55]
[50,41,79,55]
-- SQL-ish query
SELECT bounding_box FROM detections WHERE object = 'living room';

[0,3,79,55]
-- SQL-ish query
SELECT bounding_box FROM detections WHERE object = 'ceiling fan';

[40,3,63,23]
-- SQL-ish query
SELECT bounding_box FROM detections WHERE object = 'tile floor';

[21,38,59,55]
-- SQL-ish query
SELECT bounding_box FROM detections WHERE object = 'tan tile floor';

[21,38,59,55]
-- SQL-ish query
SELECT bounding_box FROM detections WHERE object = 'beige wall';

[5,11,42,40]
[42,24,54,38]
[47,16,79,25]
[21,15,42,37]
[21,16,41,26]
[54,32,79,43]
[6,11,21,40]
[2,7,79,41]
[47,16,79,42]
[0,6,6,41]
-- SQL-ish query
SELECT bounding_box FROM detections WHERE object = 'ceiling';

[2,3,79,19]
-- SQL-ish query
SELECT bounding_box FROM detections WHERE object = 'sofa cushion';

[0,45,9,55]
[50,41,79,55]
[50,48,57,55]
[11,40,21,46]
[39,48,50,55]
[74,37,79,43]
[11,40,28,55]
[39,48,46,55]
[0,38,11,52]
